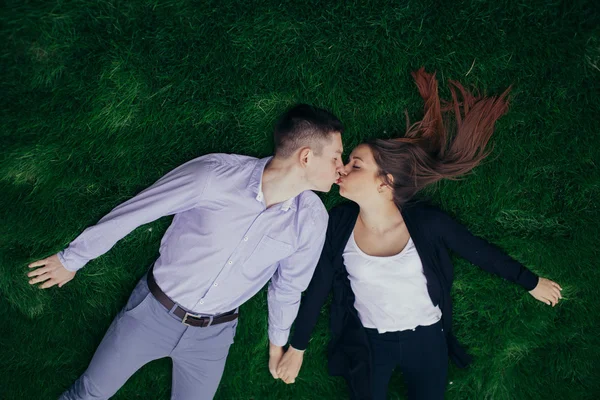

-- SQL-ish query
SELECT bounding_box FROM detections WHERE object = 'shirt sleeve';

[57,156,215,272]
[266,207,328,347]
[432,206,539,291]
[289,212,337,351]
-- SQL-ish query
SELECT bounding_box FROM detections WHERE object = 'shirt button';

[213,283,218,287]
[243,236,249,241]
[199,300,204,305]
[228,260,233,265]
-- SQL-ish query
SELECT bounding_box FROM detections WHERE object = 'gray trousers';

[60,275,238,400]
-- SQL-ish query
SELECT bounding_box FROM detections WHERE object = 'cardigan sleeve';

[289,209,337,351]
[431,206,539,291]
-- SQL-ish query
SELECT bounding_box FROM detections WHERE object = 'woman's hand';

[276,346,305,384]
[529,277,562,306]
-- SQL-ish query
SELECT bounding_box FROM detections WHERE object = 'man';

[27,104,345,399]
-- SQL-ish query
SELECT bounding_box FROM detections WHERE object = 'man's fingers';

[269,368,279,379]
[58,279,72,288]
[550,281,563,291]
[28,259,48,269]
[27,266,52,278]
[29,273,51,285]
[39,279,58,289]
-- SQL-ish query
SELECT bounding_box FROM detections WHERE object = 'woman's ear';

[377,174,394,194]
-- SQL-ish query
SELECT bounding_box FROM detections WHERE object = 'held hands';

[276,346,304,384]
[27,254,76,289]
[268,342,285,380]
[529,277,562,306]
[269,342,305,384]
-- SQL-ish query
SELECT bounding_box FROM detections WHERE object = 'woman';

[274,68,563,399]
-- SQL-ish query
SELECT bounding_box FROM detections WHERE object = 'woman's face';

[337,144,385,203]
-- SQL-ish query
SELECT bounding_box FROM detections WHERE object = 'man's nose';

[339,163,351,176]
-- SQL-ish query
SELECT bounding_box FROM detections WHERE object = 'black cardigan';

[290,201,539,399]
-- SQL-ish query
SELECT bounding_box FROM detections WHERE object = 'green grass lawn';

[2,0,599,399]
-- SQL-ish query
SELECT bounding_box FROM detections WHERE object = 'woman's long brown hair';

[368,67,511,207]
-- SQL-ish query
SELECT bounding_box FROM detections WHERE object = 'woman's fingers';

[555,287,563,299]
[280,371,294,384]
[541,294,553,306]
[279,370,288,382]
[548,287,561,305]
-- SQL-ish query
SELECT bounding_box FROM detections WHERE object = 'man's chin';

[316,183,333,193]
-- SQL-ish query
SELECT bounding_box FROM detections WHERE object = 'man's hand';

[529,277,562,306]
[268,342,284,379]
[27,254,76,289]
[276,346,304,384]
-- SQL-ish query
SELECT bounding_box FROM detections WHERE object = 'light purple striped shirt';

[58,154,328,346]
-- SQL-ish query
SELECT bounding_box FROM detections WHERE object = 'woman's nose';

[341,163,352,176]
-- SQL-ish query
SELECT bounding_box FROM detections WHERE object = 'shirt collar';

[248,157,297,212]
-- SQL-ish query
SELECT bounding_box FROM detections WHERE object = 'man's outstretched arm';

[27,156,215,289]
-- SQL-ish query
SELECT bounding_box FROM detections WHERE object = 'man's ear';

[299,147,311,167]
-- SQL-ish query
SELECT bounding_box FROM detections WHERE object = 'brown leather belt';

[147,267,238,327]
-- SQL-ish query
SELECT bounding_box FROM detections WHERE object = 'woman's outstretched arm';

[433,206,563,306]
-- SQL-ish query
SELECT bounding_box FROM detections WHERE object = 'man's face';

[305,132,344,192]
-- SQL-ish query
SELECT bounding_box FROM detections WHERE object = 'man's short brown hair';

[273,104,343,158]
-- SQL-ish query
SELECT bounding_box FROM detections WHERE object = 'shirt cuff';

[517,269,539,292]
[268,327,290,347]
[289,338,308,351]
[57,250,87,272]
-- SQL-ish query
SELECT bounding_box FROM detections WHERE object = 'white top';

[343,231,442,333]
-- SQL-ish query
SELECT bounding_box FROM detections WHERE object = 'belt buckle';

[182,312,211,327]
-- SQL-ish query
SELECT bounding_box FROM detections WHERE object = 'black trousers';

[365,320,448,400]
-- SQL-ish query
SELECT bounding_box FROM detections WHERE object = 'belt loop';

[168,304,178,314]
